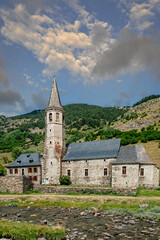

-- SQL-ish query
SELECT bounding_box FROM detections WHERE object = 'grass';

[0,152,12,166]
[0,220,65,240]
[1,195,160,211]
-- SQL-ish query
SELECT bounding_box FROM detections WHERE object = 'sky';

[0,0,160,117]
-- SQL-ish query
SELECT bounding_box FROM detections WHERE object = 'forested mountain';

[0,95,160,154]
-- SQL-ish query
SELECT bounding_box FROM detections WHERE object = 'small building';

[7,153,41,184]
[62,139,121,186]
[112,145,159,189]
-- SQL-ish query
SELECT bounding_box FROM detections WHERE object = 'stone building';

[62,139,120,186]
[7,153,41,184]
[112,145,159,189]
[41,76,65,185]
[6,77,159,189]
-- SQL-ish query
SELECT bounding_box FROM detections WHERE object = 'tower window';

[49,113,52,121]
[50,141,52,144]
[56,112,60,122]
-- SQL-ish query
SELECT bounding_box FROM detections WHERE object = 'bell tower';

[42,76,65,184]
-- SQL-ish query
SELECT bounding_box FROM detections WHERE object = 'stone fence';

[0,176,33,193]
[33,185,137,195]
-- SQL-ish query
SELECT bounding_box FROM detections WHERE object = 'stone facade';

[0,176,33,193]
[7,166,41,185]
[62,158,115,186]
[33,185,137,195]
[42,77,65,185]
[112,163,159,189]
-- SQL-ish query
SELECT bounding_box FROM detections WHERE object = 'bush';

[0,164,7,176]
[59,175,71,185]
[11,147,23,160]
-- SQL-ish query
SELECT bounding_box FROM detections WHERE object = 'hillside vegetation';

[0,95,160,169]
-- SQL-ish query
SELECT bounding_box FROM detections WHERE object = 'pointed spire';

[48,76,62,108]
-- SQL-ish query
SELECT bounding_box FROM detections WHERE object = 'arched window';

[122,166,126,175]
[104,168,108,176]
[49,113,52,121]
[85,169,88,177]
[140,168,144,176]
[56,112,60,122]
[67,169,71,176]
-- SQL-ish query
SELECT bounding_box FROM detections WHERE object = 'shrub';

[0,164,7,176]
[59,175,71,185]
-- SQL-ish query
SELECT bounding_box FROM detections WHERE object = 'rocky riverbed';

[0,206,160,240]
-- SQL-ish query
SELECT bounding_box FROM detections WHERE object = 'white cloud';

[120,0,160,31]
[0,2,112,84]
[24,73,34,85]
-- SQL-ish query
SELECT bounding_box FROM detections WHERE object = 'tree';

[0,164,7,176]
[59,175,71,185]
[11,147,23,160]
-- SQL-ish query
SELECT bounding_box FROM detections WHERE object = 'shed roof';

[112,144,154,165]
[7,153,41,168]
[62,139,121,161]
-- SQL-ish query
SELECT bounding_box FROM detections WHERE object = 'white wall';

[62,158,116,186]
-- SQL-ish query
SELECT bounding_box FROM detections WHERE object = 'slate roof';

[48,76,62,108]
[7,153,41,168]
[62,139,121,161]
[112,145,154,165]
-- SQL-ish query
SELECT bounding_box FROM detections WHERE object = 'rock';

[141,230,150,235]
[139,204,149,208]
[43,219,48,225]
[92,207,99,214]
[128,220,135,224]
[102,232,113,238]
[80,211,87,216]
[27,206,31,210]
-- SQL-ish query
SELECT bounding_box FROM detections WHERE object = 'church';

[7,77,159,189]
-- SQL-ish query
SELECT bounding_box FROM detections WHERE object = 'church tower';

[42,76,65,184]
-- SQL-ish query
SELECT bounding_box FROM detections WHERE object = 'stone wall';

[62,158,115,186]
[112,163,159,189]
[0,176,33,193]
[33,185,136,195]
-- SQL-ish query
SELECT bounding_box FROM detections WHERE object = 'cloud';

[93,28,160,81]
[0,89,26,107]
[31,92,48,109]
[113,91,132,107]
[0,2,112,83]
[24,73,34,85]
[0,51,10,86]
[121,0,160,31]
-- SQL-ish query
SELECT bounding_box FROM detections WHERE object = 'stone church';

[7,77,159,189]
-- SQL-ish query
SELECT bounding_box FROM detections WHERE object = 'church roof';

[7,153,41,168]
[62,139,121,161]
[48,76,62,108]
[112,144,154,165]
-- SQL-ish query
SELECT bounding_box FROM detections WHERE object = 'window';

[50,141,52,144]
[56,112,60,122]
[33,176,37,181]
[15,168,18,174]
[28,168,32,173]
[29,159,33,163]
[34,168,38,173]
[17,160,21,164]
[85,169,88,177]
[140,168,144,176]
[49,113,52,121]
[104,168,108,176]
[10,169,13,174]
[29,176,32,181]
[27,154,30,157]
[122,166,126,175]
[67,169,71,176]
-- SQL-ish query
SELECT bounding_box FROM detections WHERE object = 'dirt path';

[0,194,160,201]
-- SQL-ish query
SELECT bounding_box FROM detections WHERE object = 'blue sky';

[0,0,160,116]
